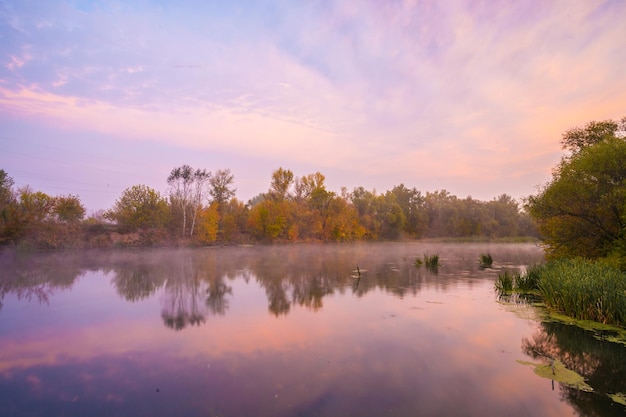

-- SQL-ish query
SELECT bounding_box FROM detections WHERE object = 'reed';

[423,254,440,269]
[537,258,626,326]
[495,271,514,293]
[495,264,542,295]
[479,253,493,268]
[516,264,543,292]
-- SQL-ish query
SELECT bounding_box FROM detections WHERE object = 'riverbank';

[496,258,626,330]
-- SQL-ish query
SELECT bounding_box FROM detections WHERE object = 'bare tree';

[168,165,211,237]
[168,165,194,237]
[189,169,211,237]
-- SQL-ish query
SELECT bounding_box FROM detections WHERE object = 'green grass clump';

[479,253,493,268]
[423,254,439,269]
[495,264,542,295]
[516,264,543,292]
[495,271,515,293]
[415,254,439,271]
[538,258,626,326]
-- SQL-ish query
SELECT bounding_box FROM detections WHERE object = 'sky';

[1,0,625,212]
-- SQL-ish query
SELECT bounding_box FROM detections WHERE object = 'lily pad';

[608,392,626,406]
[517,359,593,392]
[544,312,626,346]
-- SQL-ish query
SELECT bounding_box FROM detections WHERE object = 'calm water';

[1,242,625,417]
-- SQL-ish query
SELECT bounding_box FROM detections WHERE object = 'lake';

[1,242,625,416]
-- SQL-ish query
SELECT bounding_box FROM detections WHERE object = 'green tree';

[18,187,55,224]
[0,170,17,243]
[560,117,626,154]
[388,184,427,237]
[527,118,626,264]
[54,195,86,223]
[485,194,520,237]
[108,185,170,230]
[209,169,236,207]
[350,186,380,238]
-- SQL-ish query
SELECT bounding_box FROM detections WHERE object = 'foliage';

[0,170,18,243]
[560,117,626,154]
[54,195,86,222]
[2,164,539,248]
[194,204,219,244]
[219,198,248,242]
[247,199,291,240]
[209,169,236,206]
[527,126,626,261]
[269,167,294,201]
[107,185,170,230]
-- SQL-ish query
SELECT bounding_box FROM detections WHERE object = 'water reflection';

[1,243,541,327]
[522,320,626,416]
[2,243,624,416]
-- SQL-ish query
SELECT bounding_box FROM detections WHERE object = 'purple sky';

[1,0,625,212]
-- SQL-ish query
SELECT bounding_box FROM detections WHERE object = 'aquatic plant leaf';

[608,392,626,406]
[517,359,593,392]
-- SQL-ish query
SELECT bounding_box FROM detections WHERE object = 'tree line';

[0,163,537,249]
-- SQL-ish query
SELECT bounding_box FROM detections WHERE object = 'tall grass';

[423,254,440,269]
[495,265,543,295]
[497,259,626,327]
[538,259,626,326]
[495,271,515,293]
[416,254,439,271]
[479,253,493,269]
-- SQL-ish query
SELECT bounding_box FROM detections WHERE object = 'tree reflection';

[1,243,545,332]
[155,252,233,330]
[0,251,91,306]
[522,321,626,416]
[206,278,232,315]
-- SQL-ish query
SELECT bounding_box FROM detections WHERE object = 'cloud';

[1,0,625,204]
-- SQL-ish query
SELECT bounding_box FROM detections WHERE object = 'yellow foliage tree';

[195,204,219,244]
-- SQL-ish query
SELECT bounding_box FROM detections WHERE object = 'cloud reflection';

[5,243,621,416]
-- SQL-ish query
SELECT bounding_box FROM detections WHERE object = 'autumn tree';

[322,195,366,241]
[269,167,294,201]
[194,204,219,244]
[107,185,170,230]
[247,199,291,240]
[527,117,626,265]
[350,187,380,238]
[219,198,248,242]
[54,195,86,223]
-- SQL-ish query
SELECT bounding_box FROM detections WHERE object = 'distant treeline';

[0,166,537,249]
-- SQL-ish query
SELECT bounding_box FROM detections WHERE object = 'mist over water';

[1,243,624,416]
